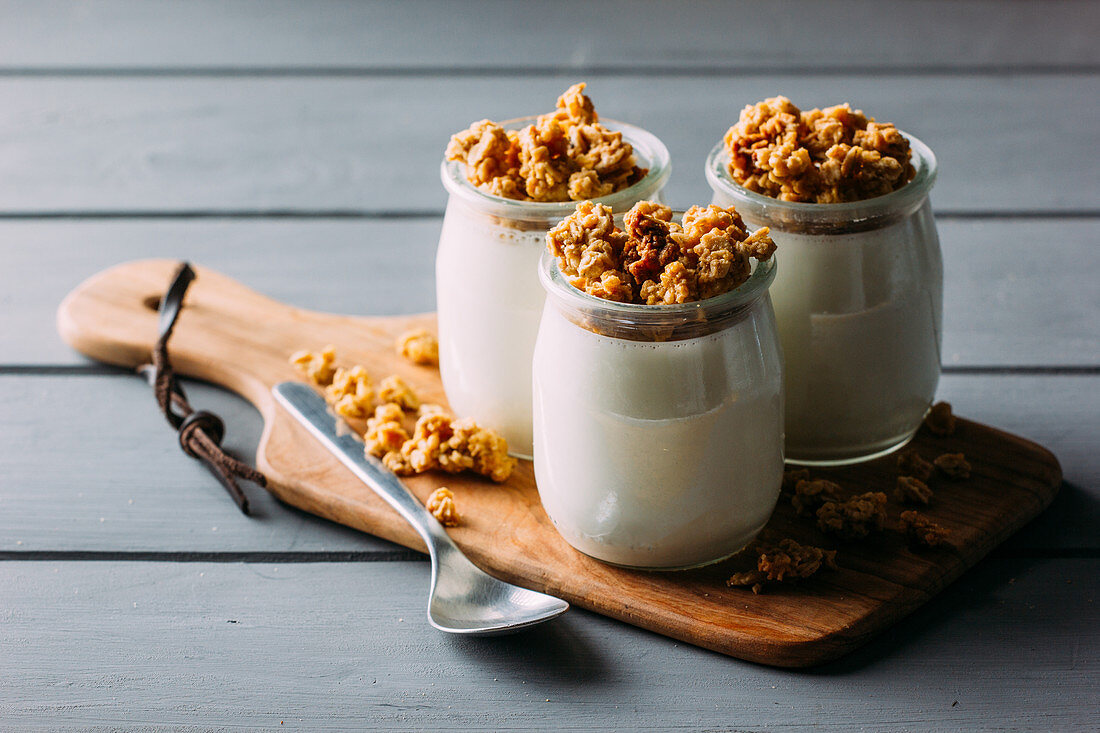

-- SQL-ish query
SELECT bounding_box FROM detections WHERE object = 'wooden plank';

[0,1,1095,71]
[1,372,1093,554]
[0,75,1096,213]
[3,218,1097,367]
[1,559,1096,729]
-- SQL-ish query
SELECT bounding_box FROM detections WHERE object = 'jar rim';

[440,116,672,222]
[704,131,937,231]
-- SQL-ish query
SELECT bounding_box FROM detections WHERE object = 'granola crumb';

[781,468,811,493]
[378,375,420,411]
[289,345,337,387]
[900,510,951,549]
[924,401,956,436]
[934,452,971,480]
[817,491,888,540]
[724,96,914,203]
[897,448,935,482]
[894,475,934,505]
[426,487,460,527]
[446,83,646,203]
[546,200,775,305]
[387,412,517,483]
[363,403,410,458]
[791,479,842,517]
[396,329,439,367]
[324,366,374,420]
[726,539,838,594]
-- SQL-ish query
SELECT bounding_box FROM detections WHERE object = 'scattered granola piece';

[817,491,888,540]
[446,83,646,202]
[289,345,337,387]
[894,475,934,505]
[324,366,374,420]
[781,468,811,493]
[897,448,935,482]
[363,403,410,458]
[724,96,914,203]
[546,200,775,305]
[726,539,838,594]
[791,479,842,517]
[386,412,517,483]
[396,329,439,366]
[934,452,971,480]
[378,375,420,411]
[900,510,951,550]
[924,401,956,436]
[426,487,460,527]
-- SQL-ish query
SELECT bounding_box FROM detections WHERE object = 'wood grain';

[2,558,1096,730]
[0,75,1097,213]
[55,261,1063,666]
[1,1,1095,71]
[5,218,1098,366]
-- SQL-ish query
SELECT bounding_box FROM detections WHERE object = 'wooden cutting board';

[57,260,1062,667]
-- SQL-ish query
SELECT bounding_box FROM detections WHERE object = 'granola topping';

[724,96,915,203]
[934,452,971,480]
[383,411,517,483]
[426,487,460,527]
[546,200,775,304]
[446,83,647,202]
[324,366,374,420]
[816,491,888,540]
[791,478,842,517]
[396,329,439,366]
[726,539,838,594]
[289,345,337,387]
[924,401,957,436]
[377,375,420,411]
[897,449,935,482]
[895,475,934,505]
[364,403,410,458]
[900,510,951,550]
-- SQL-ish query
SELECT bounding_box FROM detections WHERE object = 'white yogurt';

[532,256,784,569]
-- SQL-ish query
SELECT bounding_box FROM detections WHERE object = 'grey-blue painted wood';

[3,218,1096,366]
[0,373,1094,552]
[1,559,1096,730]
[0,1,1095,71]
[0,75,1096,213]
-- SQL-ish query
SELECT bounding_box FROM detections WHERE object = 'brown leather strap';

[138,262,266,515]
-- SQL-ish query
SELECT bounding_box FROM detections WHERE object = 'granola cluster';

[816,491,888,540]
[289,347,516,483]
[934,452,971,480]
[726,539,838,595]
[724,96,915,203]
[894,475,933,506]
[396,329,439,367]
[790,478,842,517]
[897,448,935,482]
[426,487,460,527]
[546,200,775,304]
[900,510,952,550]
[924,401,957,436]
[446,83,647,202]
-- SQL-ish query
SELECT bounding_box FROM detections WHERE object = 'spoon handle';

[272,382,452,553]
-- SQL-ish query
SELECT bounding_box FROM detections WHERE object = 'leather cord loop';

[138,262,267,515]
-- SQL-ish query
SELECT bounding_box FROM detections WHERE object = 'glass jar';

[706,134,942,465]
[532,251,784,570]
[436,117,670,459]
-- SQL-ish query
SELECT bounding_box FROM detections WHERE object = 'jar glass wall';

[532,252,784,570]
[436,117,670,458]
[705,134,942,465]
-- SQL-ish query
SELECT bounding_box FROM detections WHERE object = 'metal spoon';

[272,382,569,634]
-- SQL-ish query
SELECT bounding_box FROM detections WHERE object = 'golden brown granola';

[897,448,935,482]
[895,475,934,505]
[324,366,374,420]
[546,200,775,304]
[816,491,888,540]
[426,487,460,527]
[724,96,914,203]
[383,411,517,483]
[924,401,957,436]
[934,452,971,480]
[377,375,420,411]
[289,345,337,387]
[726,538,838,594]
[446,83,646,202]
[396,329,439,367]
[900,510,951,550]
[791,478,842,517]
[363,403,410,458]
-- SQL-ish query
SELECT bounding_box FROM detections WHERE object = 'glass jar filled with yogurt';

[532,206,784,570]
[437,117,669,459]
[706,102,941,466]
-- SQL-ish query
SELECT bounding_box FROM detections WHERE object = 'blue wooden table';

[1,2,1097,729]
